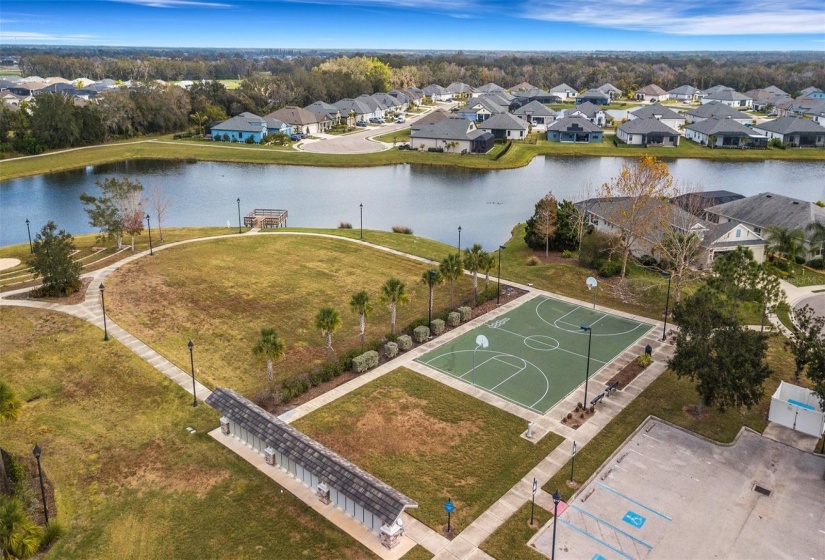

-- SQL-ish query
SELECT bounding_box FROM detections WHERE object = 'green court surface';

[416,295,653,413]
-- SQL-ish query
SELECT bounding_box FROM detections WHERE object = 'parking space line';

[596,482,673,521]
[557,518,635,560]
[569,505,653,549]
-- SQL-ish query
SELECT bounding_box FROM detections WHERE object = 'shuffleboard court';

[416,295,653,413]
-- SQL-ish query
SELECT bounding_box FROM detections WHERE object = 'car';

[369,117,381,124]
[395,116,406,123]
[289,133,304,141]
[355,120,368,127]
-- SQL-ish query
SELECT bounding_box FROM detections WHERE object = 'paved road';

[795,293,825,319]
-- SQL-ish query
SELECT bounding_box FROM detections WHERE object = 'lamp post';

[25,218,33,254]
[457,225,462,254]
[497,245,505,305]
[530,478,537,525]
[146,214,153,256]
[188,340,198,407]
[99,283,109,341]
[661,270,672,341]
[359,203,363,240]
[32,444,49,524]
[580,325,593,408]
[236,198,242,234]
[570,440,577,484]
[551,490,561,560]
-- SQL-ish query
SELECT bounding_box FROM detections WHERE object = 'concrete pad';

[762,421,821,452]
[444,535,478,559]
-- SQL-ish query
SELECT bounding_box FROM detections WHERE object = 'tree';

[668,288,772,411]
[654,191,706,305]
[349,290,373,348]
[80,177,144,250]
[753,266,785,332]
[439,253,464,309]
[462,244,484,301]
[28,221,82,297]
[421,269,443,324]
[380,277,409,335]
[785,305,825,382]
[524,192,557,256]
[120,189,145,252]
[597,156,675,278]
[315,307,342,359]
[29,93,80,150]
[765,225,807,263]
[707,247,759,317]
[0,382,21,423]
[806,221,825,258]
[479,251,495,290]
[252,328,285,391]
[190,111,208,136]
[0,495,43,560]
[150,188,172,242]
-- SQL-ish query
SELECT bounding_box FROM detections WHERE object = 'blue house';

[211,112,268,142]
[546,117,603,143]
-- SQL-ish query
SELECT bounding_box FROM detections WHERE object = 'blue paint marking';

[558,518,634,560]
[788,399,815,411]
[592,555,609,560]
[596,482,673,521]
[570,505,652,548]
[622,510,647,529]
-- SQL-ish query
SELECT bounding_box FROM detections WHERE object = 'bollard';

[526,421,533,439]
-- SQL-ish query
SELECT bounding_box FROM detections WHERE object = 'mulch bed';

[605,360,647,391]
[6,278,92,305]
[560,406,596,429]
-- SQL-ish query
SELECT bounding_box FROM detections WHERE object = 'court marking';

[596,483,673,521]
[536,298,646,337]
[558,518,635,560]
[489,324,608,365]
[570,505,652,549]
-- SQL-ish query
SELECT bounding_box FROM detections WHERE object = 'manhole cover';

[753,484,772,497]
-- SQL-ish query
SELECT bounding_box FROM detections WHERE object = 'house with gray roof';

[800,87,825,99]
[457,96,508,122]
[547,117,603,143]
[334,98,375,122]
[705,192,825,260]
[565,101,606,126]
[305,100,348,126]
[477,112,529,140]
[617,118,680,146]
[634,84,669,103]
[262,116,292,136]
[513,87,560,104]
[211,112,269,142]
[267,106,330,135]
[668,85,702,102]
[549,83,577,100]
[446,82,474,95]
[473,82,506,96]
[686,102,752,125]
[685,117,767,148]
[597,83,622,99]
[753,117,825,148]
[372,92,404,113]
[513,100,557,128]
[206,387,417,542]
[356,94,385,117]
[671,190,745,216]
[411,116,494,153]
[510,81,534,92]
[628,103,685,132]
[576,89,610,106]
[701,89,753,109]
[422,84,452,102]
[744,88,791,111]
[410,108,450,131]
[703,85,733,97]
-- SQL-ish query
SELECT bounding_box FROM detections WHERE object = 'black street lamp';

[530,477,537,525]
[237,197,242,234]
[146,214,153,256]
[99,283,109,341]
[359,203,363,240]
[426,269,437,327]
[188,340,198,407]
[32,444,49,524]
[551,490,561,560]
[497,245,506,305]
[661,270,672,341]
[457,225,462,254]
[25,218,33,254]
[569,440,577,484]
[580,325,593,408]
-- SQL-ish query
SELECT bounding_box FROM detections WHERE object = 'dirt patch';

[6,278,92,305]
[605,360,647,390]
[471,285,528,318]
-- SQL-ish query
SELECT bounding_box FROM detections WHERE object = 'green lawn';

[293,368,564,534]
[479,502,551,560]
[373,128,411,143]
[104,234,475,395]
[785,264,825,287]
[0,307,374,560]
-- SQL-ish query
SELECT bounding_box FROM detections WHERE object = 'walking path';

[1,230,676,560]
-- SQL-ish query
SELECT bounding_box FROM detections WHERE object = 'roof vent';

[753,484,772,497]
[792,201,799,205]
[766,195,772,198]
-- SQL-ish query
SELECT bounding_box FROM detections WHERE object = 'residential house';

[565,101,606,126]
[705,192,825,260]
[473,83,506,96]
[549,83,577,100]
[668,85,702,102]
[211,112,268,142]
[685,117,767,148]
[262,116,293,137]
[513,87,561,104]
[744,88,790,111]
[634,84,669,103]
[546,117,603,143]
[477,112,529,140]
[1,91,31,109]
[267,106,330,135]
[701,89,753,109]
[576,89,610,105]
[372,92,404,114]
[446,82,474,96]
[702,85,733,97]
[333,98,375,123]
[410,116,494,153]
[305,101,347,126]
[617,118,680,146]
[800,87,825,99]
[457,96,507,122]
[671,190,745,217]
[422,84,452,102]
[597,83,623,100]
[510,82,534,92]
[356,95,387,119]
[753,117,825,148]
[685,102,752,125]
[628,103,685,132]
[479,90,515,104]
[512,100,557,128]
[409,108,450,131]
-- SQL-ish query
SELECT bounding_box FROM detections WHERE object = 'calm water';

[2,157,824,249]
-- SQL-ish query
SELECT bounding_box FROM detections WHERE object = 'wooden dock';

[243,209,288,228]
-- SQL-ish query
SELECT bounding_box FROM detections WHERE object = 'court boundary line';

[536,297,647,338]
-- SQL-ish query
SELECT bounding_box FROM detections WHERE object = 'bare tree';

[573,182,595,252]
[535,192,558,257]
[121,189,145,252]
[150,188,172,242]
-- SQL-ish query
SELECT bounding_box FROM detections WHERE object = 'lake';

[2,157,824,249]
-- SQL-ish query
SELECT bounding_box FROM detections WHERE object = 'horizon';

[2,0,824,52]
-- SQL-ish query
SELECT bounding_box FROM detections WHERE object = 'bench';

[590,392,605,407]
[605,381,619,396]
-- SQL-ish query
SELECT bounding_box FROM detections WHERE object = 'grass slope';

[479,502,551,560]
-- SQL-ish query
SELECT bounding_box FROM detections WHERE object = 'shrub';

[397,334,413,351]
[427,147,444,153]
[245,136,255,144]
[794,255,806,265]
[413,325,430,343]
[562,250,574,258]
[769,138,785,149]
[392,225,413,234]
[447,311,461,327]
[808,258,824,269]
[579,231,613,269]
[430,319,445,336]
[637,353,652,367]
[338,349,360,372]
[774,259,790,272]
[526,256,541,266]
[39,520,65,552]
[567,412,573,419]
[597,259,622,277]
[352,350,379,373]
[321,362,340,381]
[309,368,324,387]
[458,306,472,321]
[638,254,658,267]
[384,342,398,358]
[338,222,353,229]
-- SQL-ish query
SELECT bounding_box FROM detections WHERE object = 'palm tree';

[421,269,443,325]
[315,307,342,359]
[440,253,464,309]
[765,225,807,263]
[0,382,21,423]
[0,496,43,559]
[463,244,484,302]
[252,328,285,391]
[349,290,373,348]
[380,277,409,335]
[190,111,208,136]
[479,251,495,290]
[806,221,825,258]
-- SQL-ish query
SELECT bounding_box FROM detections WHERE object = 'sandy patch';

[0,258,21,271]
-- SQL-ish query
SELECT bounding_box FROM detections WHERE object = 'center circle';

[524,335,560,351]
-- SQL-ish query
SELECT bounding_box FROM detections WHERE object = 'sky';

[1,0,824,51]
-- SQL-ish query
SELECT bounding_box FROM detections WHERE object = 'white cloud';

[0,31,100,42]
[110,0,231,7]
[278,0,478,11]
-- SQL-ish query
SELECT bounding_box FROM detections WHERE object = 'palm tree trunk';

[266,360,274,391]
[390,303,396,334]
[359,313,366,347]
[472,272,478,301]
[449,279,454,309]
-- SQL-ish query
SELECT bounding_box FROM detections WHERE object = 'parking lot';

[532,420,825,560]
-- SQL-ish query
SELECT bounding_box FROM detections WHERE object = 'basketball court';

[415,295,653,414]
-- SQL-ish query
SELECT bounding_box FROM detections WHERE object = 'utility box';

[317,482,331,505]
[264,447,277,466]
[220,417,230,435]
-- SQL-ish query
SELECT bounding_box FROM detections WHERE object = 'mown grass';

[401,546,433,560]
[479,502,551,560]
[542,335,806,501]
[373,129,411,143]
[0,307,374,560]
[104,234,476,395]
[784,264,825,287]
[294,368,564,534]
[287,228,457,263]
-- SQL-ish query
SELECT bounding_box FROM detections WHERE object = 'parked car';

[369,117,381,124]
[289,133,304,141]
[395,116,406,123]
[356,120,368,127]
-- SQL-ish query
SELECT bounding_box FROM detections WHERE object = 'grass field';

[104,234,475,395]
[479,502,551,560]
[417,295,652,412]
[293,368,564,534]
[0,307,374,560]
